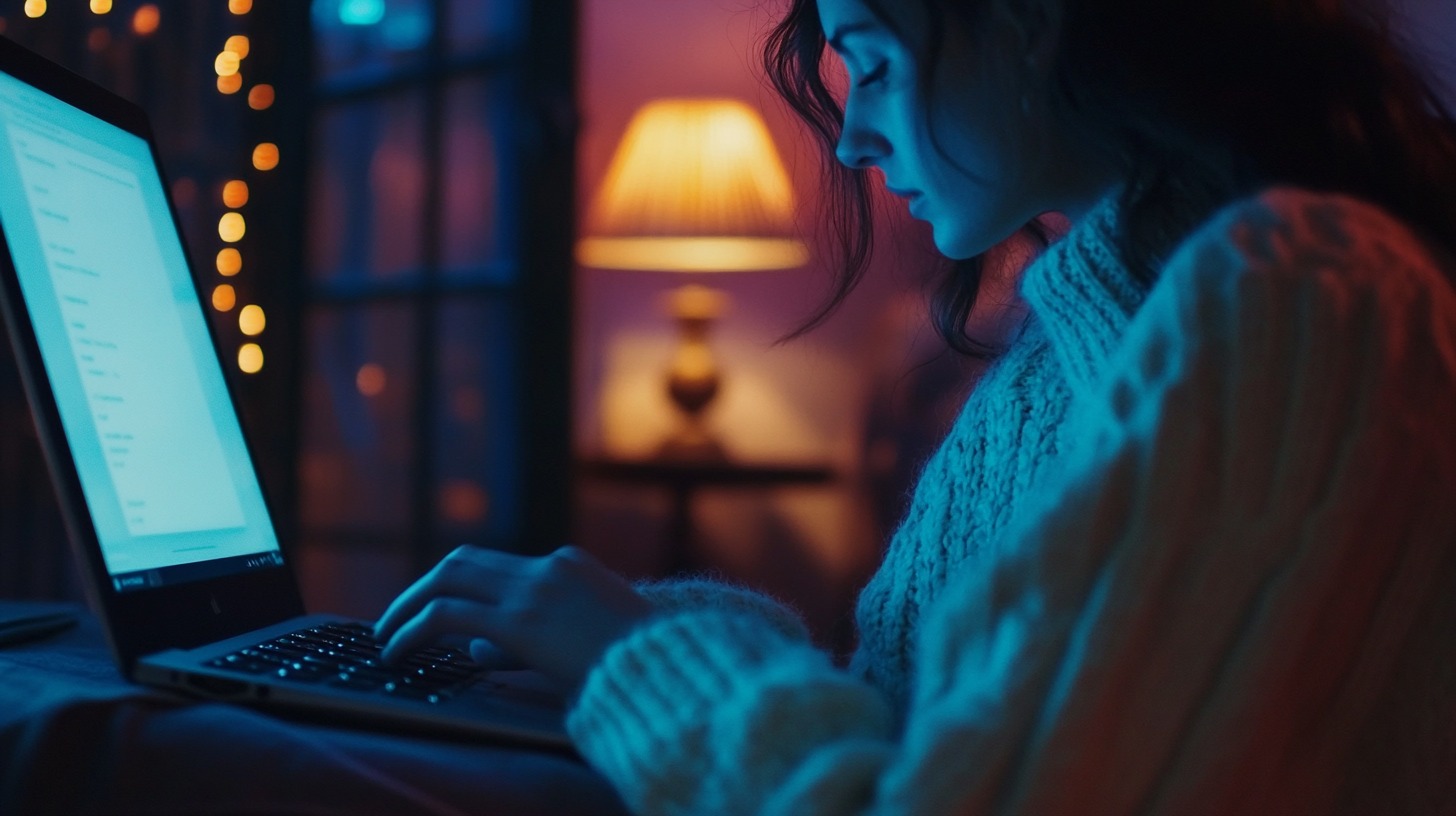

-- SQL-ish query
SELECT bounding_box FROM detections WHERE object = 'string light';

[212,1,268,372]
[215,50,240,77]
[212,284,237,312]
[23,0,45,19]
[90,0,112,14]
[247,84,274,110]
[238,343,263,374]
[132,4,159,35]
[225,35,250,59]
[222,179,249,208]
[252,142,279,171]
[218,212,246,242]
[238,305,266,335]
[356,364,387,397]
[216,248,242,276]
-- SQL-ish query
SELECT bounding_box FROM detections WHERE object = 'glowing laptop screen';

[0,68,282,592]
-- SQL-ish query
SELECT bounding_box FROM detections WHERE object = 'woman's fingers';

[372,545,521,644]
[378,596,496,663]
[468,638,525,670]
[370,543,654,687]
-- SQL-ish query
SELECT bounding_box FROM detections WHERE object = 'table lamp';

[578,98,808,460]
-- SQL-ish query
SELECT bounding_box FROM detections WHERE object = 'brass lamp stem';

[661,283,728,460]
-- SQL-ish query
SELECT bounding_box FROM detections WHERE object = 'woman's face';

[817,0,1108,258]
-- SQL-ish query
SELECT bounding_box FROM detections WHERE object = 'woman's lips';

[887,186,925,217]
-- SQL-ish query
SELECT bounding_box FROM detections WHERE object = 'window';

[291,0,578,613]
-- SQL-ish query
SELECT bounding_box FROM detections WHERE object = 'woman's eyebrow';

[826,20,879,52]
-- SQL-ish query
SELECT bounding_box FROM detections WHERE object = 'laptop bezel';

[0,34,304,676]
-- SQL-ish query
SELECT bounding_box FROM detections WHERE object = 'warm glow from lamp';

[24,0,45,19]
[252,142,279,171]
[216,247,241,276]
[578,99,809,460]
[229,0,253,14]
[90,0,111,14]
[217,74,242,95]
[577,98,807,272]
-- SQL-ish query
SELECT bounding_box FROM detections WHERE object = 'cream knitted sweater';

[567,188,1456,815]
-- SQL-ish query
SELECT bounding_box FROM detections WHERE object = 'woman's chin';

[931,217,1034,261]
[930,225,989,261]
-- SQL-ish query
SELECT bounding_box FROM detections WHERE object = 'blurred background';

[0,0,1452,650]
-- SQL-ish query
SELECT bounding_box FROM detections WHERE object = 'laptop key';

[274,665,328,682]
[294,633,345,649]
[240,648,289,666]
[211,622,488,697]
[383,682,444,704]
[300,653,352,671]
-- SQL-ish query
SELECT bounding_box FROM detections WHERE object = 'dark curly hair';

[765,0,1456,356]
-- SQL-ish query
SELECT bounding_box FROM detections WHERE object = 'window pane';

[310,93,427,286]
[300,304,416,534]
[312,0,434,81]
[434,300,519,549]
[441,78,513,282]
[447,0,523,54]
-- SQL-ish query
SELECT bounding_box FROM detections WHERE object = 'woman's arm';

[633,578,810,644]
[566,189,1456,815]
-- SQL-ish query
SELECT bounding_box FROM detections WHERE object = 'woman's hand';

[372,544,654,690]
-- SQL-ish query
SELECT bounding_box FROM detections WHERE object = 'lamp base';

[658,283,729,462]
[656,429,727,462]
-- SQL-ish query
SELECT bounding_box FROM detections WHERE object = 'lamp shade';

[578,98,809,272]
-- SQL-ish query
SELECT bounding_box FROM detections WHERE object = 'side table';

[577,456,835,575]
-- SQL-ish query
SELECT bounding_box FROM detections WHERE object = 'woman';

[375,0,1456,812]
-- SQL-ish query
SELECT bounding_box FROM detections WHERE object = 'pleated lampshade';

[577,98,809,272]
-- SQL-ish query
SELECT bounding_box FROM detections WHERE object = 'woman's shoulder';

[1162,185,1456,305]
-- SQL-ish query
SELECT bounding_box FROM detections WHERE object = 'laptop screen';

[0,68,283,593]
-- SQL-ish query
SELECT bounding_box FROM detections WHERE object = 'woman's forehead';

[819,0,932,51]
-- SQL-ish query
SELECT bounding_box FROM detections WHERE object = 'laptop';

[0,36,569,751]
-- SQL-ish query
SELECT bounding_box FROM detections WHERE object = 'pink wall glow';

[575,0,933,465]
[573,0,944,636]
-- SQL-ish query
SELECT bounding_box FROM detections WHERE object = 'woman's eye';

[856,62,888,88]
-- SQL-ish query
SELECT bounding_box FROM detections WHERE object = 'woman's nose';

[835,113,889,169]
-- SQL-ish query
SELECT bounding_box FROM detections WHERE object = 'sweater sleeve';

[566,189,1456,815]
[633,578,811,644]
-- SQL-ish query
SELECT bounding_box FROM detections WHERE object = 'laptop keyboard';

[204,621,482,705]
